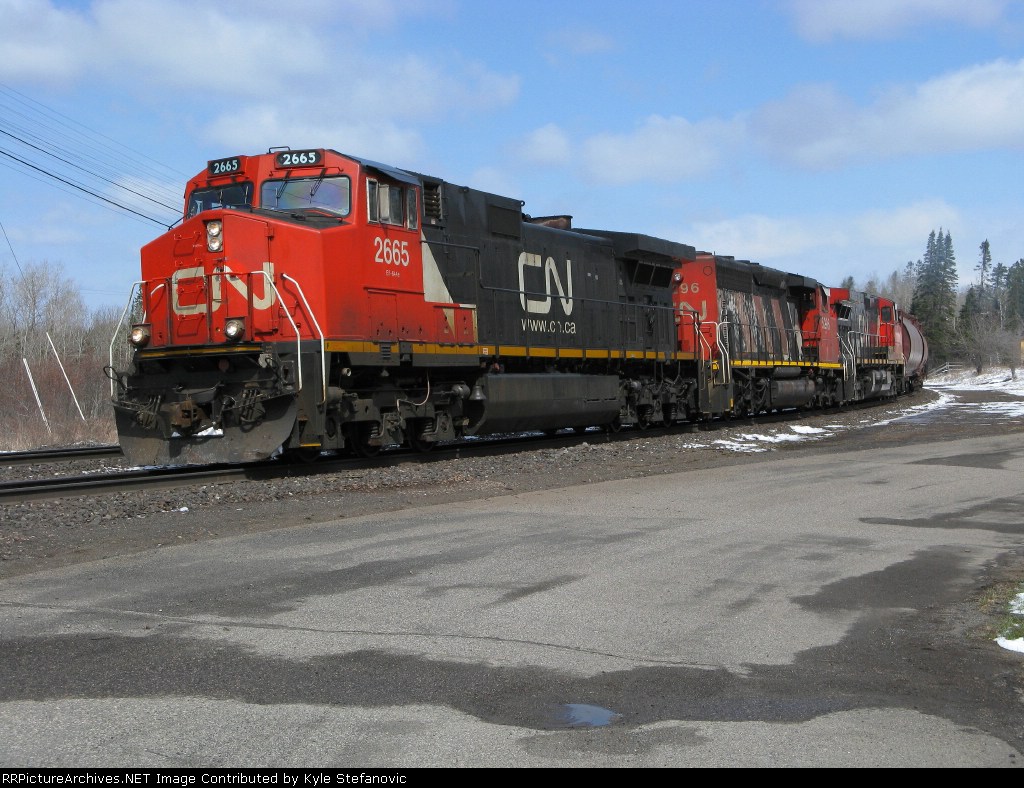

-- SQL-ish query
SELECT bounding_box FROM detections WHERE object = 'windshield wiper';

[309,171,326,198]
[275,177,291,201]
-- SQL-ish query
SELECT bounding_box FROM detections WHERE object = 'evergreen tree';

[959,285,981,324]
[911,229,959,361]
[941,231,959,301]
[953,242,1018,373]
[976,239,991,296]
[1005,259,1024,332]
[991,261,1008,294]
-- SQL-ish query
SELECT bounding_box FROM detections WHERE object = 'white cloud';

[871,60,1024,151]
[787,0,1009,42]
[252,0,453,29]
[682,200,961,265]
[91,0,326,94]
[202,105,425,165]
[684,214,828,260]
[0,0,518,164]
[854,200,960,247]
[751,59,1024,169]
[343,56,518,121]
[0,0,328,92]
[547,28,617,56]
[580,115,741,184]
[465,166,521,200]
[515,124,572,167]
[0,0,515,113]
[0,0,93,84]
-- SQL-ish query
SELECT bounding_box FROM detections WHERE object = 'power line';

[0,147,171,228]
[0,83,188,227]
[0,127,180,213]
[0,218,25,275]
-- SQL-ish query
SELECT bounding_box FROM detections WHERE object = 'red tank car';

[107,146,929,466]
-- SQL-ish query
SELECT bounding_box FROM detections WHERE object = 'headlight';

[224,318,245,342]
[206,220,223,252]
[129,325,151,348]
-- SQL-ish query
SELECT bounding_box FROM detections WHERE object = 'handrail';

[140,280,173,350]
[695,321,714,364]
[783,326,804,361]
[242,271,304,394]
[708,317,802,364]
[713,321,732,385]
[109,272,313,397]
[108,281,143,396]
[839,333,855,379]
[141,281,167,323]
[847,330,889,363]
[281,272,327,404]
[679,312,715,364]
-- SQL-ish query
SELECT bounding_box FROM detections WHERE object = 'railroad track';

[0,396,919,504]
[0,430,587,503]
[0,444,123,466]
[0,459,294,504]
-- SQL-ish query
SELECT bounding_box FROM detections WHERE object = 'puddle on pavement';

[559,703,622,727]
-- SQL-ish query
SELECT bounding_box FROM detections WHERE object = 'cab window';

[260,175,351,216]
[187,182,254,218]
[367,179,418,229]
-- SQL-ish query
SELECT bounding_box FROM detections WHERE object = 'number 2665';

[374,237,409,266]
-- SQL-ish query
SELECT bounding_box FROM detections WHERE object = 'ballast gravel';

[1,388,1016,579]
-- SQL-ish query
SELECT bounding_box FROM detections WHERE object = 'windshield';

[260,175,351,216]
[186,182,255,218]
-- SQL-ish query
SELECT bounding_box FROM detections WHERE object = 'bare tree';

[954,311,1015,375]
[0,261,118,449]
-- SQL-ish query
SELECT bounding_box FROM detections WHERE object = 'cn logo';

[172,262,276,316]
[517,252,573,316]
[678,300,708,321]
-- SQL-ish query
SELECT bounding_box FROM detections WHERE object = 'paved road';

[1,427,1022,767]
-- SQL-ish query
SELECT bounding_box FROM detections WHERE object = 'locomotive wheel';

[637,407,653,430]
[349,424,382,458]
[352,438,381,458]
[605,417,623,433]
[407,419,435,453]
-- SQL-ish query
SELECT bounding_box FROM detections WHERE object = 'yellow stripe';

[143,340,830,368]
[324,340,673,361]
[731,360,844,369]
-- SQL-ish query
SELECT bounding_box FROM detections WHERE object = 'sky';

[2,0,1024,313]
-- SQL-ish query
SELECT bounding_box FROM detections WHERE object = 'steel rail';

[0,445,123,466]
[0,394,920,503]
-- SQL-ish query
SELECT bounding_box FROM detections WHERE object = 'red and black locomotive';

[108,147,928,466]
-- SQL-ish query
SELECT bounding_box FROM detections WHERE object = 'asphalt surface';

[1,402,1022,767]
